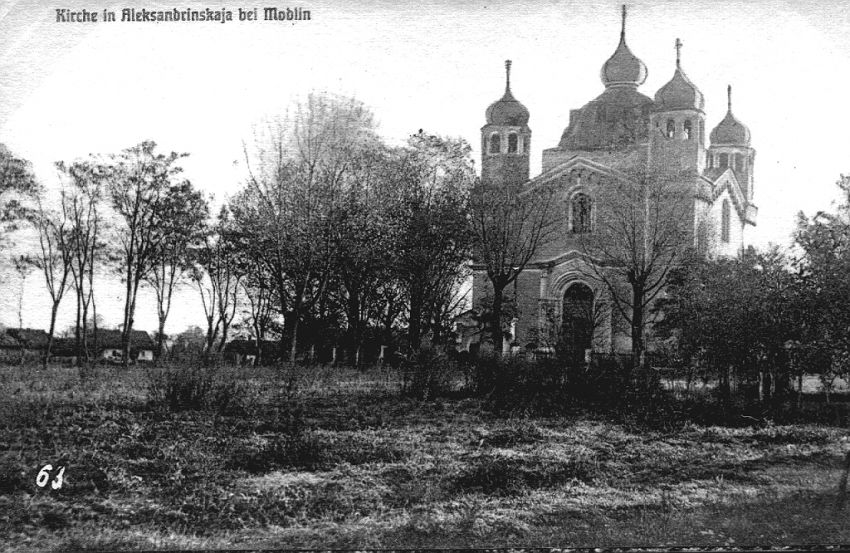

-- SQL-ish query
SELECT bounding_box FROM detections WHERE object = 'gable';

[708,168,748,222]
[524,156,628,199]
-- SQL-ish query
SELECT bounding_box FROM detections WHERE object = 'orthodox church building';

[468,7,757,355]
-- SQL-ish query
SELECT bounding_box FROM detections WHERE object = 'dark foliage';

[146,365,251,414]
[400,347,459,400]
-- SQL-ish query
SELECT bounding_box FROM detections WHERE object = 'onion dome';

[654,38,704,111]
[485,60,530,127]
[600,5,648,88]
[710,85,751,146]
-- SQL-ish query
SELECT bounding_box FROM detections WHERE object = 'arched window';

[721,199,731,243]
[735,154,744,172]
[508,133,518,153]
[666,119,675,138]
[719,153,728,168]
[571,193,592,233]
[683,120,693,140]
[489,133,501,154]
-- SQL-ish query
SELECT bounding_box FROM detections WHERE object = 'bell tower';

[708,86,755,201]
[481,60,531,187]
[650,38,706,173]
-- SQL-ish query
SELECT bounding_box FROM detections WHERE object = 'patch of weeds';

[147,365,253,414]
[382,465,446,508]
[453,453,599,496]
[228,432,327,473]
[227,479,384,526]
[0,454,29,494]
[480,420,546,447]
[749,426,833,445]
[320,432,406,466]
[228,430,405,474]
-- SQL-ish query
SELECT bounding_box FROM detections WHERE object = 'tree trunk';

[491,283,505,355]
[409,286,423,353]
[121,271,134,368]
[289,316,300,364]
[630,284,646,384]
[254,331,262,367]
[289,280,307,364]
[44,301,60,370]
[75,292,82,366]
[156,316,166,363]
[347,288,361,365]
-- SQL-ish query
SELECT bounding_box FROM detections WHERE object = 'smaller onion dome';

[654,39,704,111]
[600,5,648,88]
[485,60,530,127]
[710,85,751,146]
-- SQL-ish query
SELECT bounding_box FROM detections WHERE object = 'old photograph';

[1,0,849,550]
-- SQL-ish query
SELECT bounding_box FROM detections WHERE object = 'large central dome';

[558,6,652,150]
[600,6,648,88]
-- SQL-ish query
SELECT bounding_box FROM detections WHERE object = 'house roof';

[0,332,21,348]
[93,329,155,350]
[5,328,49,348]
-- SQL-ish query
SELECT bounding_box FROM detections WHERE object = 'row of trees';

[1,94,479,367]
[657,175,850,403]
[3,90,848,395]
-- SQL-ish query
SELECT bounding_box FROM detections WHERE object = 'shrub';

[400,347,458,400]
[469,354,567,414]
[147,364,251,414]
[566,354,633,405]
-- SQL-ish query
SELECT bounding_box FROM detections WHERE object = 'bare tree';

[105,141,186,367]
[240,93,378,363]
[11,255,30,329]
[240,261,277,365]
[394,131,475,350]
[470,179,563,354]
[192,209,244,356]
[578,168,695,376]
[56,161,105,363]
[145,180,209,358]
[30,196,73,367]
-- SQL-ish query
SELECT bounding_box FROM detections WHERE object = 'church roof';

[558,85,654,150]
[600,6,648,88]
[485,60,530,127]
[710,85,751,146]
[654,41,704,112]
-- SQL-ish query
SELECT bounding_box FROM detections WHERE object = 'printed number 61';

[36,464,65,490]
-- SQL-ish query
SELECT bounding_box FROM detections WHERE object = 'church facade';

[468,7,757,356]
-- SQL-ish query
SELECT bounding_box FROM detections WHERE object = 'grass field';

[1,363,849,551]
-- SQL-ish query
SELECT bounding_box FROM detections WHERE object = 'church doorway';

[561,283,594,363]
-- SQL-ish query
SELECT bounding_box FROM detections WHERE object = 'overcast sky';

[1,0,848,335]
